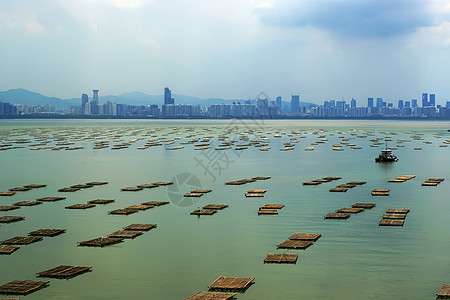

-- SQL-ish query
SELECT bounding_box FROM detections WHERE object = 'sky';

[1,0,450,106]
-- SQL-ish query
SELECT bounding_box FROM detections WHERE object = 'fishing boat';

[375,146,398,162]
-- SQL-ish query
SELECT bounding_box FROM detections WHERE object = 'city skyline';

[1,1,450,103]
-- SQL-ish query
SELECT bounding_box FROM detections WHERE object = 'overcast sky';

[1,0,450,105]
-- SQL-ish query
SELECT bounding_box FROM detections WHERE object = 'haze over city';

[1,0,450,105]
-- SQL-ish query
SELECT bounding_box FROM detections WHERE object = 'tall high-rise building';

[329,100,336,107]
[376,98,383,108]
[367,98,374,108]
[164,87,174,105]
[429,94,435,107]
[351,98,356,108]
[446,101,450,108]
[90,90,99,115]
[290,95,300,114]
[81,94,88,114]
[398,100,404,109]
[405,101,411,108]
[276,96,282,109]
[422,93,428,107]
[412,99,418,108]
[92,90,99,104]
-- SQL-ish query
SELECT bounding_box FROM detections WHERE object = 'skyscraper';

[405,101,411,108]
[81,94,88,114]
[351,98,356,108]
[429,94,435,107]
[90,90,99,115]
[412,99,418,108]
[376,98,383,108]
[398,100,404,109]
[276,96,282,109]
[164,87,174,105]
[422,93,428,107]
[367,98,374,108]
[92,90,99,104]
[290,95,300,114]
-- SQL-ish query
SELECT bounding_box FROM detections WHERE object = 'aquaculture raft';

[371,189,390,196]
[208,276,255,292]
[65,204,96,210]
[37,265,92,279]
[108,230,143,239]
[0,245,20,255]
[185,291,237,300]
[141,201,169,206]
[0,280,49,295]
[36,197,66,202]
[288,233,321,241]
[277,240,313,249]
[352,203,375,209]
[0,192,16,196]
[123,224,157,231]
[191,209,217,216]
[0,206,20,212]
[108,208,138,215]
[0,216,25,223]
[77,237,124,247]
[203,205,228,210]
[264,253,298,264]
[324,213,350,219]
[437,283,450,298]
[13,201,42,206]
[28,229,66,237]
[336,208,364,214]
[1,236,42,245]
[88,199,115,205]
[258,209,278,215]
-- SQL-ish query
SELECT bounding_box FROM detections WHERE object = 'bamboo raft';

[88,199,115,204]
[0,245,20,255]
[141,201,169,206]
[0,280,49,295]
[0,192,16,196]
[86,181,108,186]
[208,276,255,292]
[382,213,407,219]
[78,237,124,247]
[437,283,450,299]
[260,204,285,210]
[152,181,174,186]
[186,291,237,300]
[137,184,158,189]
[1,236,43,245]
[247,189,267,194]
[36,197,66,202]
[58,187,80,192]
[0,216,25,223]
[203,204,228,210]
[277,240,314,249]
[123,224,157,231]
[329,188,348,192]
[258,209,278,215]
[23,184,47,188]
[289,233,321,241]
[190,209,217,216]
[336,208,364,214]
[379,219,404,226]
[324,213,351,219]
[184,192,205,197]
[108,230,143,239]
[245,193,264,197]
[126,204,154,210]
[28,229,66,237]
[422,178,445,186]
[0,206,20,212]
[65,204,96,210]
[13,201,42,206]
[352,203,376,209]
[70,184,93,189]
[120,187,143,192]
[379,209,410,226]
[37,265,92,279]
[9,187,31,192]
[108,208,138,215]
[264,253,298,264]
[371,189,390,196]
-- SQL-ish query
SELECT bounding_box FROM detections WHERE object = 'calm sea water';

[0,119,449,299]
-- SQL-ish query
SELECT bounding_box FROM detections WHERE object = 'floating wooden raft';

[422,178,445,186]
[88,199,115,205]
[382,213,407,220]
[190,209,217,216]
[36,197,66,202]
[9,187,31,192]
[0,280,49,295]
[302,181,321,185]
[258,209,278,215]
[203,204,228,210]
[289,233,321,241]
[346,181,366,185]
[337,184,356,188]
[137,184,158,189]
[245,193,264,197]
[70,184,93,189]
[277,240,313,249]
[371,189,390,196]
[184,193,204,197]
[23,184,47,188]
[252,176,271,180]
[37,265,92,279]
[324,213,351,219]
[185,291,237,300]
[108,230,143,239]
[0,206,20,212]
[247,190,267,194]
[264,253,298,264]
[437,283,450,299]
[127,204,154,210]
[260,204,285,210]
[0,245,20,255]
[152,181,174,186]
[0,192,16,196]
[141,201,169,206]
[352,203,376,209]
[379,219,404,226]
[336,207,364,214]
[1,236,42,245]
[58,187,80,192]
[0,216,25,223]
[121,187,143,192]
[65,204,96,210]
[208,276,255,292]
[386,209,410,214]
[13,200,42,206]
[329,188,348,192]
[28,229,66,237]
[78,237,123,247]
[191,189,212,194]
[108,208,138,215]
[123,224,157,231]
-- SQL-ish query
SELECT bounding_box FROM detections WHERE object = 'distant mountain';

[0,89,317,108]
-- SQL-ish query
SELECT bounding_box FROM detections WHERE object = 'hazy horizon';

[1,0,450,105]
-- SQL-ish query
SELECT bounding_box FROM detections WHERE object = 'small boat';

[375,146,398,162]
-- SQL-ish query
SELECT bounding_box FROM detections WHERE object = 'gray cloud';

[258,0,432,37]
